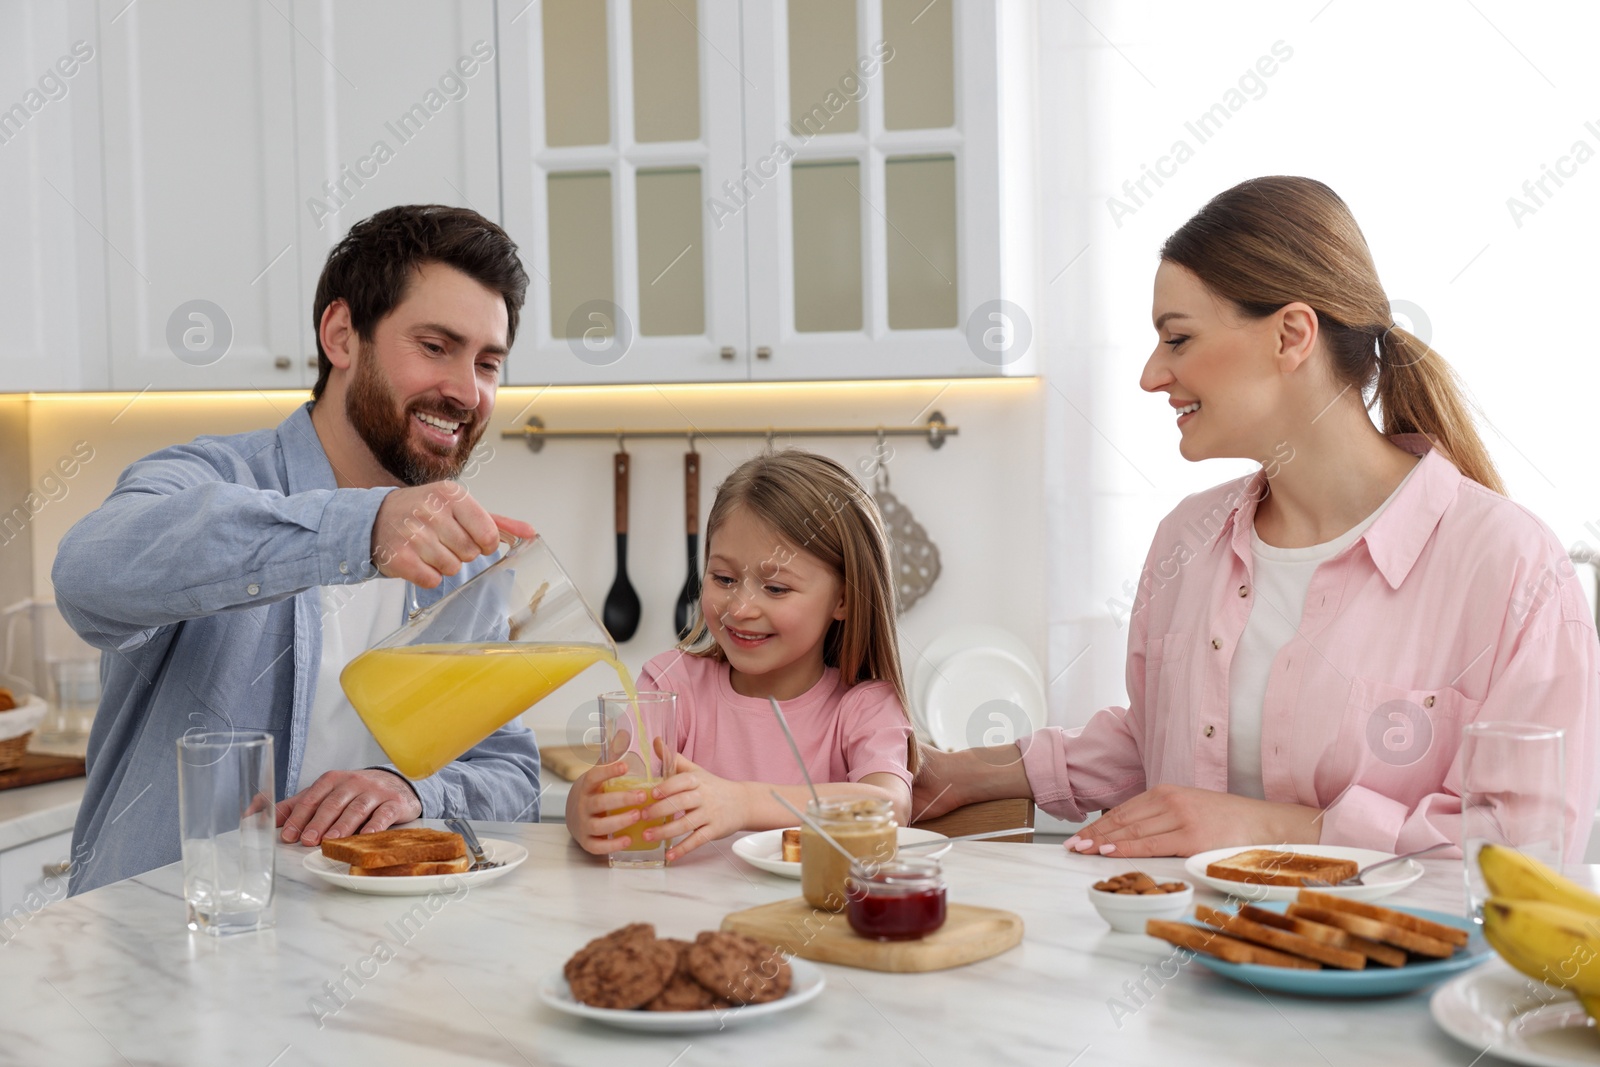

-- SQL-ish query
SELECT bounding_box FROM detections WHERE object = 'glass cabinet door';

[742,0,1003,381]
[500,0,747,384]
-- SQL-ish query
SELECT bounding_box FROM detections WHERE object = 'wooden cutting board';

[0,752,87,791]
[540,744,597,782]
[722,897,1023,973]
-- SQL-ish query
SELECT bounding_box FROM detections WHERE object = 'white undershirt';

[298,579,406,790]
[1226,465,1418,799]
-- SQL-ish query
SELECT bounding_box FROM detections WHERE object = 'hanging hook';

[616,431,627,454]
[766,427,776,450]
[687,430,697,454]
[873,427,890,491]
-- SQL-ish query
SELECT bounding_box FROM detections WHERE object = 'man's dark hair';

[310,205,530,400]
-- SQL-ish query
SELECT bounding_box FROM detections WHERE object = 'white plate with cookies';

[303,838,528,895]
[731,826,951,878]
[1184,844,1425,903]
[540,957,825,1033]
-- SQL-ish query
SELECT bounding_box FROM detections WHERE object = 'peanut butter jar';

[800,797,897,911]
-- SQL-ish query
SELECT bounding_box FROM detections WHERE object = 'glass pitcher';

[339,534,627,779]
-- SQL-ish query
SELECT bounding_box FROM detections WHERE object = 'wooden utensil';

[672,448,700,639]
[722,898,1023,973]
[601,451,641,642]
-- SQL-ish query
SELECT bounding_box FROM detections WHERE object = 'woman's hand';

[566,759,651,856]
[636,753,750,862]
[1065,784,1322,858]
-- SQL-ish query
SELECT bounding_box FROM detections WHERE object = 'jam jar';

[800,797,897,912]
[845,857,948,941]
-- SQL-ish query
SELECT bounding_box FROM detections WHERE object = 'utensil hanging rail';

[501,412,957,453]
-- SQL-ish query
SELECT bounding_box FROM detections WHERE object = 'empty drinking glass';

[1462,721,1565,921]
[177,730,276,935]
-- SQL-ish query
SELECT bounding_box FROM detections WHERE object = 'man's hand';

[1064,784,1322,858]
[276,769,423,846]
[371,481,537,588]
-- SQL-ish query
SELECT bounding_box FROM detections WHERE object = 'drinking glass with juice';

[600,690,677,868]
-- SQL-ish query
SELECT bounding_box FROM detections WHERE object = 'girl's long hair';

[1161,176,1505,494]
[682,450,919,773]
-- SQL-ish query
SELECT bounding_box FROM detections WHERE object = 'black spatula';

[602,450,641,642]
[673,449,700,639]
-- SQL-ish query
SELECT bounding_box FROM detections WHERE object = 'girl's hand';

[637,753,749,862]
[1065,784,1322,858]
[569,759,651,856]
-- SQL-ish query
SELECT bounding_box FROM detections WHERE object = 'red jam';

[846,858,947,941]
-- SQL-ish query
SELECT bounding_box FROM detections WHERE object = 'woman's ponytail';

[1376,327,1505,495]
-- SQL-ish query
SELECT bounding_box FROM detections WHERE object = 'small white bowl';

[1087,881,1195,933]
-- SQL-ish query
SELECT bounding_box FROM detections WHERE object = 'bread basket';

[0,695,48,771]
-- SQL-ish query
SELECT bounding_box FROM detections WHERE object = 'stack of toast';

[320,828,470,877]
[1146,890,1470,970]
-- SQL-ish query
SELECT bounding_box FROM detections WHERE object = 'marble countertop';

[0,824,1516,1066]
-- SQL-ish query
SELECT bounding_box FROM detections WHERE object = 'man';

[55,205,539,894]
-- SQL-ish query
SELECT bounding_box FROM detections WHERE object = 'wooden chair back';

[910,797,1034,843]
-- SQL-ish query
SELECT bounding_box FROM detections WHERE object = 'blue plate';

[1188,902,1491,998]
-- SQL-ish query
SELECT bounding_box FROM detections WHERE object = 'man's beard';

[345,342,487,486]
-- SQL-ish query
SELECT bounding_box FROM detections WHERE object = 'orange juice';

[341,642,632,778]
[603,774,672,850]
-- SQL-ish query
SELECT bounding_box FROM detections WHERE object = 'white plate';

[1432,959,1600,1066]
[731,827,951,878]
[911,626,1046,751]
[539,957,825,1033]
[1183,844,1425,903]
[302,838,528,895]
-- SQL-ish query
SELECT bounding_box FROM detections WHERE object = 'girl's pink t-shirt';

[638,651,914,790]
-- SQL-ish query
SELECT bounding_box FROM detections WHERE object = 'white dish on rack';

[909,625,1045,750]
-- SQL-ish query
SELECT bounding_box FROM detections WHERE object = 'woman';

[915,176,1598,859]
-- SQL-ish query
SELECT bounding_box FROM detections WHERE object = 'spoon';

[898,828,1030,850]
[601,449,641,642]
[1302,842,1454,887]
[768,696,822,812]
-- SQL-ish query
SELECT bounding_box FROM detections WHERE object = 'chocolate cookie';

[567,937,677,1010]
[644,938,716,1012]
[685,930,792,1005]
[563,922,656,983]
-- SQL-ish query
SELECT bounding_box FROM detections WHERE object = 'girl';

[915,176,1599,859]
[567,450,918,862]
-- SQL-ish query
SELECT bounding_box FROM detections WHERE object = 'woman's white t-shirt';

[1226,466,1419,799]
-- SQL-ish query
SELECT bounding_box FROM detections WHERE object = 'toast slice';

[1296,890,1470,948]
[1144,920,1321,969]
[1285,904,1454,958]
[1237,905,1407,967]
[1205,849,1358,887]
[1194,905,1365,969]
[320,828,467,869]
[782,829,802,863]
[349,856,472,877]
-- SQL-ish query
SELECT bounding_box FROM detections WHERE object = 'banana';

[1482,898,1600,994]
[1479,844,1600,916]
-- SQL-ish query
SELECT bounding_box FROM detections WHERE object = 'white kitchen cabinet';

[99,0,309,391]
[0,828,71,921]
[291,0,503,374]
[96,0,503,393]
[499,0,749,385]
[0,0,109,392]
[498,0,1018,386]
